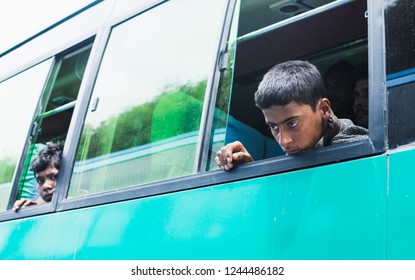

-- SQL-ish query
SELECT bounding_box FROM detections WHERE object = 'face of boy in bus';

[262,99,331,155]
[36,164,59,203]
[353,78,368,128]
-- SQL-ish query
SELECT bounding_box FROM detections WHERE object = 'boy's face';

[262,99,330,154]
[36,164,59,202]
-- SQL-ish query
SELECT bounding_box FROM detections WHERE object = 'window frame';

[0,0,118,221]
[0,0,387,221]
[367,0,387,151]
[5,57,55,211]
[0,59,54,213]
[55,0,236,210]
[58,0,386,211]
[0,39,96,221]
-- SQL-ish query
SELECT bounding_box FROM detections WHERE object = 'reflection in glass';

[385,0,415,74]
[0,60,52,210]
[68,0,226,197]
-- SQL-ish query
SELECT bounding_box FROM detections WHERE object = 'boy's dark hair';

[254,60,326,111]
[30,142,64,174]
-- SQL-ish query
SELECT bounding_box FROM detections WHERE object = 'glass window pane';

[45,47,91,112]
[0,60,52,210]
[386,0,415,147]
[68,0,226,197]
[36,46,92,143]
[206,1,240,171]
[385,0,415,75]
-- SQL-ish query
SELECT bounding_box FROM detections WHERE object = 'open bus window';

[14,44,92,206]
[206,0,369,169]
[66,0,227,198]
[0,60,53,211]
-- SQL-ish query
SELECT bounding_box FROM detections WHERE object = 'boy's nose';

[278,130,292,148]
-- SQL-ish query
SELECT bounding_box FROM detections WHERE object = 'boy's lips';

[285,149,301,155]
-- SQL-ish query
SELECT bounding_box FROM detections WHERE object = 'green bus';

[0,0,414,259]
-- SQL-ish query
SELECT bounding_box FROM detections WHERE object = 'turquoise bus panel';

[387,148,415,259]
[0,155,386,259]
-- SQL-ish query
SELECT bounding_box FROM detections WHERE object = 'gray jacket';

[316,114,369,148]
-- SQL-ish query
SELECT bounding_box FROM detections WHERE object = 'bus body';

[0,0,414,259]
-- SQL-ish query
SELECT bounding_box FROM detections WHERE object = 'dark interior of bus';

[228,0,368,140]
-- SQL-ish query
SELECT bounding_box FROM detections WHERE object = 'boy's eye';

[287,121,298,128]
[36,179,45,184]
[268,124,279,132]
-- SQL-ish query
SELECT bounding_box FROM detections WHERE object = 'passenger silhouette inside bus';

[13,143,63,212]
[215,60,369,171]
[353,63,369,128]
[324,60,356,122]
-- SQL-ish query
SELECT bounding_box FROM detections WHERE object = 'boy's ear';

[320,98,332,119]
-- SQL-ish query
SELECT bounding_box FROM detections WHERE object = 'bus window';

[15,44,92,204]
[67,0,227,197]
[0,60,53,211]
[207,0,368,169]
[385,0,415,147]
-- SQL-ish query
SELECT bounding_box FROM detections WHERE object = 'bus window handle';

[218,51,229,72]
[91,97,100,112]
[30,122,39,138]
